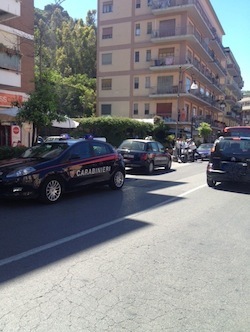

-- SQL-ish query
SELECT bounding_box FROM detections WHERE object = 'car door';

[65,141,97,189]
[155,142,168,166]
[89,141,115,183]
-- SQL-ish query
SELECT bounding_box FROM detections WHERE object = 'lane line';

[0,184,206,267]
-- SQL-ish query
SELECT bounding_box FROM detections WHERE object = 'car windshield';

[217,139,250,155]
[119,140,146,151]
[198,144,213,149]
[21,143,69,160]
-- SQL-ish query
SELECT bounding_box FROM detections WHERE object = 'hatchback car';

[0,139,125,203]
[117,139,172,174]
[197,143,213,160]
[207,137,250,187]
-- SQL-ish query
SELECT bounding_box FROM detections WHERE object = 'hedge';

[0,146,27,161]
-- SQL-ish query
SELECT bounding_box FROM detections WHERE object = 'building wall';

[3,0,35,93]
[97,0,243,138]
[0,0,34,146]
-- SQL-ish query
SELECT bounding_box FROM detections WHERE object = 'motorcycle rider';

[187,138,199,161]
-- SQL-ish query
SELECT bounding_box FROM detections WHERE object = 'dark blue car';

[0,139,125,203]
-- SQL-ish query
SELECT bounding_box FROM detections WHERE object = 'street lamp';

[175,68,198,138]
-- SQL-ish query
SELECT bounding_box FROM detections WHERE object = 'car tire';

[39,176,64,203]
[207,177,216,188]
[146,161,154,174]
[165,158,172,171]
[109,169,125,190]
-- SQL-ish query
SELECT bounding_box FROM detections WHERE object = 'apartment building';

[0,0,34,146]
[239,91,250,126]
[97,0,243,139]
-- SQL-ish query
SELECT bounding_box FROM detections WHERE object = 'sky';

[34,0,250,91]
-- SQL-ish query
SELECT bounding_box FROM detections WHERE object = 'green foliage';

[0,146,27,160]
[153,120,170,144]
[16,71,65,144]
[198,122,213,142]
[72,117,153,147]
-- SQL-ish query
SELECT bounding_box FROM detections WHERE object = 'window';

[103,1,113,13]
[102,53,112,65]
[135,23,140,36]
[134,103,138,115]
[101,104,111,115]
[69,142,91,160]
[144,103,150,115]
[147,22,152,35]
[146,50,151,61]
[136,0,141,8]
[145,76,151,88]
[134,77,139,89]
[92,142,111,156]
[147,0,152,6]
[102,27,113,39]
[102,79,112,90]
[135,51,140,62]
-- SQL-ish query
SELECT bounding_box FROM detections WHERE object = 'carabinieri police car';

[0,139,125,203]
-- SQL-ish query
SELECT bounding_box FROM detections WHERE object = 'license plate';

[124,154,134,159]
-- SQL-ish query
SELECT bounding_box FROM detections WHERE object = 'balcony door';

[159,19,175,37]
[157,76,173,94]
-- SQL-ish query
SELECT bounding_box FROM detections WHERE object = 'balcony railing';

[0,0,21,21]
[149,85,223,109]
[0,47,21,72]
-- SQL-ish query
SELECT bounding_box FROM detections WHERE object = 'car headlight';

[6,166,36,178]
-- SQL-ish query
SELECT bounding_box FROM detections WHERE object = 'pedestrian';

[175,137,182,162]
[188,139,199,161]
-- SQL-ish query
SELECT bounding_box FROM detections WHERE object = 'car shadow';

[125,167,176,176]
[214,182,250,194]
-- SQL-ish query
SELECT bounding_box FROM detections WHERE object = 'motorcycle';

[179,147,199,163]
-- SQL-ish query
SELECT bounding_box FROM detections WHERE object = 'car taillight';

[140,153,148,161]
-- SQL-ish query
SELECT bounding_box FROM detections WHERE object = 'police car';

[0,139,125,203]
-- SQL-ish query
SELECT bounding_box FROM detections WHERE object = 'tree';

[198,122,212,143]
[17,72,63,144]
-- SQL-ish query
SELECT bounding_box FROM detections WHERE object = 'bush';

[0,146,27,160]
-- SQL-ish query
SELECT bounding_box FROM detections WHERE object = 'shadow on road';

[0,176,186,283]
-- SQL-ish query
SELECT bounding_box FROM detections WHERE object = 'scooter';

[179,147,195,163]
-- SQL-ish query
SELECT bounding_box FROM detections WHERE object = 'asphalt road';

[0,161,249,331]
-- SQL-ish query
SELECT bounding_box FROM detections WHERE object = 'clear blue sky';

[34,0,250,91]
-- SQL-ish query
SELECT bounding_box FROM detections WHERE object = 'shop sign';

[0,93,23,107]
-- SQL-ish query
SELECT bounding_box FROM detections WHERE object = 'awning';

[51,117,79,129]
[0,107,19,121]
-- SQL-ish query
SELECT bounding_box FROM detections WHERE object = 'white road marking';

[0,184,206,267]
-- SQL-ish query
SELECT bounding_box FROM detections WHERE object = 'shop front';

[0,92,32,147]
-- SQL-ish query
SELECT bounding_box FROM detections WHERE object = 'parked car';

[0,139,125,203]
[117,138,172,174]
[197,143,213,160]
[207,137,250,187]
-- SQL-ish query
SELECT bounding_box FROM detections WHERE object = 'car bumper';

[0,178,39,199]
[207,169,250,183]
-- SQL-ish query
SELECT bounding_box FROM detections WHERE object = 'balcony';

[0,0,21,22]
[225,95,237,105]
[150,0,225,55]
[0,46,21,72]
[151,26,227,76]
[0,68,21,87]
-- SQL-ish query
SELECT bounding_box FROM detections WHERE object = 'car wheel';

[39,177,64,203]
[146,161,154,174]
[109,169,125,190]
[165,158,172,171]
[207,177,216,188]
